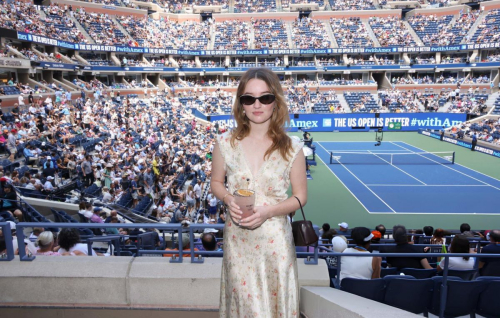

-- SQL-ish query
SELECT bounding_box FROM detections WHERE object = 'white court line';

[392,142,500,191]
[318,142,396,213]
[370,211,499,215]
[399,141,500,183]
[367,150,427,185]
[366,184,491,187]
[327,149,409,152]
[314,142,373,214]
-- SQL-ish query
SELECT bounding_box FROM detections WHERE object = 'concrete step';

[325,21,339,48]
[210,23,216,50]
[286,21,294,49]
[485,92,499,114]
[403,21,424,46]
[70,15,95,44]
[364,19,381,47]
[462,10,487,44]
[112,17,133,42]
[337,94,351,113]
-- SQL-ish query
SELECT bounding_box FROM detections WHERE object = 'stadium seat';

[476,277,500,318]
[340,278,385,302]
[429,276,487,318]
[383,276,433,316]
[401,268,437,279]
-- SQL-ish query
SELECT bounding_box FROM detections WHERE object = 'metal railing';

[2,222,500,318]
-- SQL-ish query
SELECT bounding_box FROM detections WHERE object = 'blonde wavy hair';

[230,68,293,161]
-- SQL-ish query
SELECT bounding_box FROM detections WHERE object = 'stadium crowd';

[369,16,416,47]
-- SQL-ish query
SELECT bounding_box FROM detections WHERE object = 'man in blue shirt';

[471,133,477,151]
[23,144,39,166]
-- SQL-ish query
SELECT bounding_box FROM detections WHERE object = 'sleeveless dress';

[218,132,303,318]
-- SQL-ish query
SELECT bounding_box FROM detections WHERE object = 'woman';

[325,235,348,267]
[103,163,113,189]
[185,184,195,210]
[211,68,307,317]
[339,227,382,282]
[36,231,82,256]
[437,234,475,271]
[431,228,446,245]
[57,228,97,256]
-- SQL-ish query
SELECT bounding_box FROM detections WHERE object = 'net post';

[330,152,332,164]
[452,152,455,164]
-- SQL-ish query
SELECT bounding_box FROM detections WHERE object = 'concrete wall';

[0,256,329,308]
[0,256,424,317]
[51,0,147,17]
[300,286,420,318]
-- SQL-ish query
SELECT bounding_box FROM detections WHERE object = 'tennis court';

[314,140,500,215]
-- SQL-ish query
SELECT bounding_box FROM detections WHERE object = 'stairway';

[286,21,294,49]
[210,23,216,50]
[69,15,95,44]
[461,10,488,44]
[325,22,339,48]
[337,94,351,113]
[403,21,424,46]
[112,17,133,42]
[485,92,499,114]
[364,19,381,47]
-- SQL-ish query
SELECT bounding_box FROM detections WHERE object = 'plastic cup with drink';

[233,189,255,220]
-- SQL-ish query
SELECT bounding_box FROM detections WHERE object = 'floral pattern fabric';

[218,132,303,318]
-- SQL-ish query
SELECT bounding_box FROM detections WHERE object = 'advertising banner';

[419,129,500,159]
[15,31,500,55]
[205,113,467,132]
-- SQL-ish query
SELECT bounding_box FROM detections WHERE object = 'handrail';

[3,222,500,318]
[0,222,15,261]
[13,222,185,263]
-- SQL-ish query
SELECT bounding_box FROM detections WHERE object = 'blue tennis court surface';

[315,141,500,214]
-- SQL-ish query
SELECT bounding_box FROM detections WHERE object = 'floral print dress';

[218,132,303,318]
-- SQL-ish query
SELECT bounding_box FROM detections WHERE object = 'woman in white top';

[57,228,97,256]
[339,227,381,282]
[437,234,475,271]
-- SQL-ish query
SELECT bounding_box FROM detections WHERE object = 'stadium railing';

[2,221,500,318]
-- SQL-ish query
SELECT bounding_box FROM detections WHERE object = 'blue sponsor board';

[419,129,500,159]
[39,62,79,70]
[204,113,466,132]
[72,62,500,72]
[15,31,500,55]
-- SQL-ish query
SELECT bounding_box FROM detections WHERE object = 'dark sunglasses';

[239,94,276,106]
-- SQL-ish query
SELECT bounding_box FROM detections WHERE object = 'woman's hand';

[239,205,273,230]
[226,197,242,224]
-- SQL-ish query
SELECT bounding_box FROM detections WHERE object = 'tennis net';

[329,151,455,165]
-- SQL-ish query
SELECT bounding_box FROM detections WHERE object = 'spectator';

[423,225,434,237]
[338,222,351,235]
[437,234,475,271]
[375,224,386,238]
[478,230,500,276]
[90,207,104,223]
[201,232,222,253]
[35,231,63,256]
[57,228,97,256]
[431,228,446,245]
[380,225,433,270]
[320,223,337,242]
[325,236,348,267]
[163,233,198,257]
[339,227,381,281]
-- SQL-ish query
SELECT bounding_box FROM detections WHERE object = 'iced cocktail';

[233,189,255,219]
